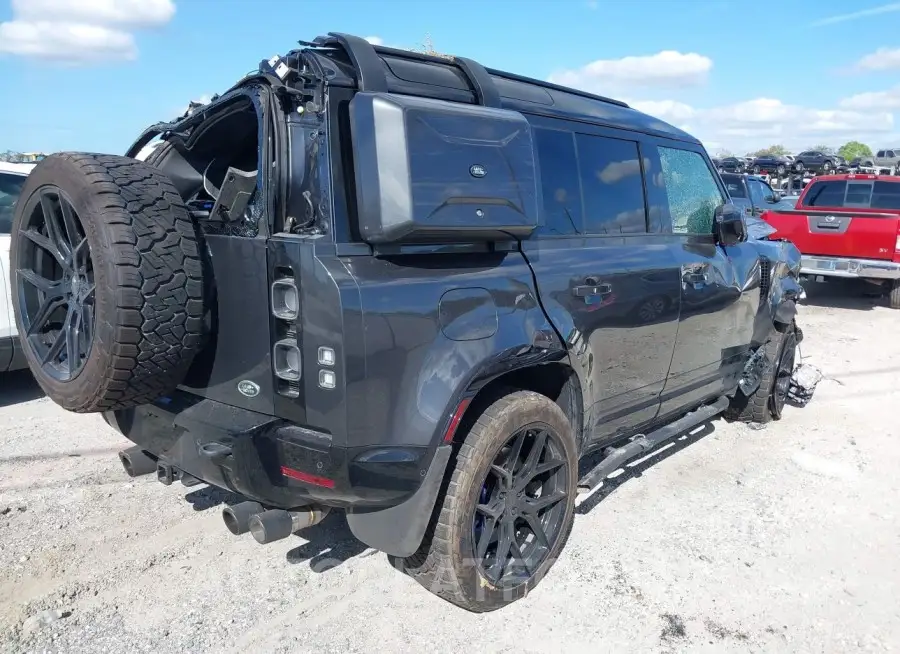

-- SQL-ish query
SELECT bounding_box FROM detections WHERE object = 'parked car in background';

[719,156,748,173]
[751,154,792,176]
[0,161,34,372]
[721,173,796,219]
[870,148,900,173]
[763,173,900,308]
[848,156,875,170]
[793,150,839,174]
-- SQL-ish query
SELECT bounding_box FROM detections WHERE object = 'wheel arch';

[344,356,585,558]
[447,360,585,453]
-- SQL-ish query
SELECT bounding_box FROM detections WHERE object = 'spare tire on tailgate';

[10,153,206,413]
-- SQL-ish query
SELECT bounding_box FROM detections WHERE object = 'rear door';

[646,144,760,415]
[765,178,900,260]
[0,172,24,342]
[521,117,681,445]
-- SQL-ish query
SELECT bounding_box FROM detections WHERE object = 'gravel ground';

[1,279,898,653]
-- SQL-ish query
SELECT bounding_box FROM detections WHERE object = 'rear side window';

[723,178,746,198]
[533,128,583,235]
[877,151,886,158]
[803,180,847,207]
[802,180,900,209]
[869,182,900,209]
[575,134,647,235]
[656,147,724,235]
[0,172,27,234]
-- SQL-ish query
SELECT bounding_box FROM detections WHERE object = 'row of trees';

[716,141,874,161]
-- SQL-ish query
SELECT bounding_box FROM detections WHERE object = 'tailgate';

[765,208,900,260]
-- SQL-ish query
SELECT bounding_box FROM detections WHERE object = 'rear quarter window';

[802,180,847,207]
[871,181,900,210]
[533,127,583,236]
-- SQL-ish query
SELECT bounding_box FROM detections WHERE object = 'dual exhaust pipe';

[117,446,202,487]
[223,501,330,544]
[118,446,328,544]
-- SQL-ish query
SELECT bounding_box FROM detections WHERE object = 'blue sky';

[1,0,899,156]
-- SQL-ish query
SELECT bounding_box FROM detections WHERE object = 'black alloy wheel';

[770,331,797,419]
[15,186,95,382]
[471,423,569,588]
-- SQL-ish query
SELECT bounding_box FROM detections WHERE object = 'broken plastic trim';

[738,344,768,396]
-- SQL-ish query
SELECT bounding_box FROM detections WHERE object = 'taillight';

[895,234,900,253]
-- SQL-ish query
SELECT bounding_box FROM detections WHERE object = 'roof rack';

[303,32,502,108]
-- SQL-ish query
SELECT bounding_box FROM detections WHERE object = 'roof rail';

[308,32,388,93]
[485,68,629,109]
[303,31,502,108]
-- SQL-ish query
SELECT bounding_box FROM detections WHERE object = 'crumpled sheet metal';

[788,362,823,407]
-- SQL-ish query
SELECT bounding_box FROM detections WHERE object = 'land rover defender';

[9,33,804,612]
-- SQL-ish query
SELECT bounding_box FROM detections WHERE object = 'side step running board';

[577,395,730,493]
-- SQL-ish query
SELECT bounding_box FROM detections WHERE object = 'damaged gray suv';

[9,32,805,612]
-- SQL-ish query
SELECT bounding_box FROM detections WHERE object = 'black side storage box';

[348,92,539,244]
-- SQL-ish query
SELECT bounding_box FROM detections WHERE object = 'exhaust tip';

[222,501,264,536]
[118,452,135,477]
[248,510,294,545]
[117,447,157,477]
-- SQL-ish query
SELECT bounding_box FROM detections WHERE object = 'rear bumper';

[800,255,900,280]
[104,391,452,556]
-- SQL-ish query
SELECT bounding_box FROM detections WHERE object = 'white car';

[0,161,35,372]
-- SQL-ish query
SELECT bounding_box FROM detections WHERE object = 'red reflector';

[443,397,472,443]
[280,466,335,489]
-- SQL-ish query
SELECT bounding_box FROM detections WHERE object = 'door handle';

[573,282,612,298]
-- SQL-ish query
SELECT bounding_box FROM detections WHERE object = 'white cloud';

[364,36,384,46]
[854,47,900,72]
[549,50,713,92]
[632,97,895,153]
[0,21,136,61]
[810,2,900,26]
[840,86,900,110]
[11,0,175,27]
[0,0,175,64]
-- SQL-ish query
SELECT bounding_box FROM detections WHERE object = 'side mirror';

[714,203,747,247]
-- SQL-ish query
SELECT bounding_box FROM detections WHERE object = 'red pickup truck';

[762,173,900,308]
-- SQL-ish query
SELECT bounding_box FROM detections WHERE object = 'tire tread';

[12,152,205,413]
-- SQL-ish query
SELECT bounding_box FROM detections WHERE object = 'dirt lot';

[1,279,898,653]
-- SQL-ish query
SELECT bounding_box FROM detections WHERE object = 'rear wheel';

[727,323,798,423]
[10,153,206,412]
[401,390,577,612]
[890,280,900,310]
[776,164,786,175]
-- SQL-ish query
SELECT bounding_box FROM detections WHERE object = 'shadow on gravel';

[183,486,246,511]
[575,421,717,515]
[285,511,368,571]
[800,278,886,311]
[0,369,45,408]
[181,486,368,571]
